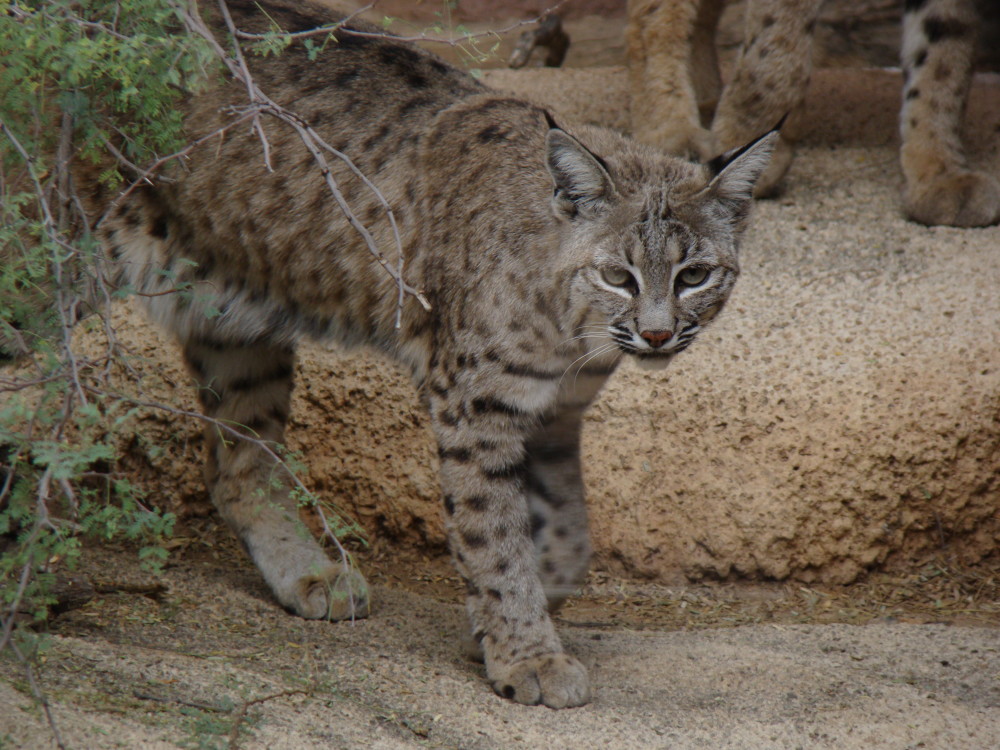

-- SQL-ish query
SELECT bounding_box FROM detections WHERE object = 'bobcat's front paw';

[288,563,370,621]
[489,653,590,708]
[904,170,1000,227]
[632,116,717,161]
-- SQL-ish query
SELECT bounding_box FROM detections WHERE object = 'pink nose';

[640,329,673,348]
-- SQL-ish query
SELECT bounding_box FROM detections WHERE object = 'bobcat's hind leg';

[627,0,718,159]
[712,0,823,196]
[900,0,999,227]
[184,338,369,620]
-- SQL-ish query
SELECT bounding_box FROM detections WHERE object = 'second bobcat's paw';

[904,170,1000,227]
[749,135,792,198]
[291,563,370,621]
[489,653,590,708]
[663,125,717,162]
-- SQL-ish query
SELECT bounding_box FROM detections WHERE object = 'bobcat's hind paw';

[489,653,590,708]
[905,170,1000,227]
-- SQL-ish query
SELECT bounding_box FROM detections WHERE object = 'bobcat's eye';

[677,266,711,288]
[601,267,635,288]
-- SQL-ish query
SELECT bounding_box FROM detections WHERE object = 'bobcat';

[79,0,775,707]
[626,0,1000,227]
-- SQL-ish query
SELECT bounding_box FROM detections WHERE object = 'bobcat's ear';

[545,128,614,220]
[705,129,779,213]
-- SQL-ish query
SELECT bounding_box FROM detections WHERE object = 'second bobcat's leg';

[712,0,823,195]
[184,339,369,621]
[900,0,1000,227]
[627,0,718,159]
[691,0,726,124]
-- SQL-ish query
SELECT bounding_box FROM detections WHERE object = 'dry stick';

[232,0,375,42]
[8,640,67,750]
[99,133,159,182]
[108,111,259,212]
[0,468,62,655]
[0,547,36,653]
[8,4,132,43]
[231,0,570,46]
[0,116,89,407]
[216,0,421,316]
[214,0,273,169]
[132,689,229,713]
[55,110,74,233]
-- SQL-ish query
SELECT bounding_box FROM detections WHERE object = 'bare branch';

[108,111,259,213]
[0,116,88,406]
[7,3,131,42]
[232,1,571,48]
[227,689,310,748]
[175,1,430,321]
[6,641,67,750]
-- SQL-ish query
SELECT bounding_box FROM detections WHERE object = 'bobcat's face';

[584,198,739,369]
[546,128,773,370]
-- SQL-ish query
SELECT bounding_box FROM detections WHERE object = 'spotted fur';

[82,0,775,707]
[627,0,999,226]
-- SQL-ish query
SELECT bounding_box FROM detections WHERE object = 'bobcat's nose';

[639,329,673,348]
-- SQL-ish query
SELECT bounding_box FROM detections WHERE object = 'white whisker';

[571,344,619,389]
[560,343,612,385]
[555,331,612,350]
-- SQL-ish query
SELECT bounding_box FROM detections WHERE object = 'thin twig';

[108,111,259,213]
[232,1,570,47]
[132,689,230,713]
[178,1,430,322]
[82,386,358,571]
[0,116,88,406]
[215,0,273,170]
[7,641,67,750]
[8,4,131,42]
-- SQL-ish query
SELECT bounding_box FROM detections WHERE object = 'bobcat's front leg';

[525,404,592,612]
[429,379,589,708]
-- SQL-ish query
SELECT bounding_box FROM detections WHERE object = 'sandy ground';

[3,5,1000,749]
[1,542,999,749]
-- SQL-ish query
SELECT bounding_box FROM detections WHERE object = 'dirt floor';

[3,2,1000,748]
[2,532,999,748]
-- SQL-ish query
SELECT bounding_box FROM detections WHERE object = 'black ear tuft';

[545,129,614,220]
[706,128,780,206]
